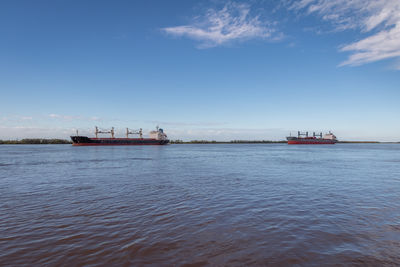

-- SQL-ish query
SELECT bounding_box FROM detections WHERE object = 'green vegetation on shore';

[337,141,381,143]
[0,139,72,144]
[171,140,398,144]
[0,139,397,145]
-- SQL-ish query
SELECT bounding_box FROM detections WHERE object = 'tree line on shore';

[171,140,393,144]
[170,140,287,144]
[0,139,72,144]
[0,139,286,144]
[0,139,395,144]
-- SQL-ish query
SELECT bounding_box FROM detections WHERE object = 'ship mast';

[313,132,322,138]
[95,126,115,138]
[126,128,143,138]
[298,131,309,138]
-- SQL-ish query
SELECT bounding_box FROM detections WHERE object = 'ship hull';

[287,139,336,144]
[70,136,169,146]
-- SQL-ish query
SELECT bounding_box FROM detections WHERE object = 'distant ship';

[71,126,169,146]
[287,131,337,144]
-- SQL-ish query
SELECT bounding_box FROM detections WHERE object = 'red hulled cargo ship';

[286,131,337,144]
[71,126,169,146]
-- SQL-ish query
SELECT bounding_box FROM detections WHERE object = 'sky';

[1,0,399,141]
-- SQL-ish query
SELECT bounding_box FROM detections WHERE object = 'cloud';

[166,127,287,141]
[0,126,78,139]
[20,116,33,120]
[48,114,102,121]
[49,114,61,118]
[49,114,78,120]
[291,0,400,66]
[1,115,33,122]
[162,2,279,48]
[340,25,400,66]
[145,120,227,127]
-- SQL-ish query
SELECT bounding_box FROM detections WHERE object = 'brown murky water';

[1,144,400,266]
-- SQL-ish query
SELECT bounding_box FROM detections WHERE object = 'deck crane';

[126,128,143,138]
[95,126,115,138]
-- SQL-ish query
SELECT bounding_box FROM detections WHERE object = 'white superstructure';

[149,126,168,140]
[323,132,337,140]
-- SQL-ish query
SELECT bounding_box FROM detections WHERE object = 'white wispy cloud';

[48,114,101,121]
[162,2,279,48]
[20,116,33,120]
[0,126,78,139]
[1,115,33,122]
[166,127,287,141]
[146,120,227,127]
[49,114,78,120]
[291,0,400,66]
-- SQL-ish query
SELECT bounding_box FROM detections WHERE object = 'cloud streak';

[291,0,400,66]
[162,127,288,141]
[48,114,102,121]
[162,2,279,48]
[146,120,227,127]
[0,126,78,139]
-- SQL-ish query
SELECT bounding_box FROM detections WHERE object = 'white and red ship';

[287,131,337,144]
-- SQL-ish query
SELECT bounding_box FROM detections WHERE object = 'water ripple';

[1,144,400,265]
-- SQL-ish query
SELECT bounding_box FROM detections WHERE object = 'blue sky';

[1,0,399,141]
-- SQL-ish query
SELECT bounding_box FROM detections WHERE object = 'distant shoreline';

[0,139,398,145]
[0,139,72,145]
[171,140,397,144]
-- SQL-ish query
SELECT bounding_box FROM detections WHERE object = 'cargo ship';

[287,131,337,144]
[71,126,169,146]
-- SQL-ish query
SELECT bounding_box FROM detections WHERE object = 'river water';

[1,144,400,266]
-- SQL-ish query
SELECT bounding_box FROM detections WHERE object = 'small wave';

[0,163,13,167]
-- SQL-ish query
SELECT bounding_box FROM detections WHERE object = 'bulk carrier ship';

[287,131,337,144]
[71,126,169,146]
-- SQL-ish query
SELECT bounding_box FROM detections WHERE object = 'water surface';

[1,144,400,266]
